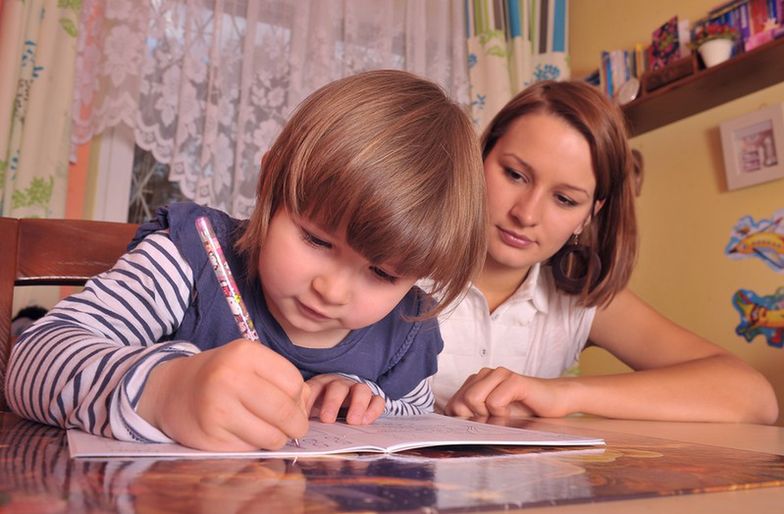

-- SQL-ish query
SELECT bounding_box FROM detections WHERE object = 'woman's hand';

[306,374,385,425]
[137,339,310,451]
[444,367,571,418]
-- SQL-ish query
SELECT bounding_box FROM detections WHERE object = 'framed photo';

[720,103,784,191]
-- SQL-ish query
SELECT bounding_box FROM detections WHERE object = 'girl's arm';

[7,231,309,450]
[364,376,435,414]
[5,232,198,441]
[446,289,778,424]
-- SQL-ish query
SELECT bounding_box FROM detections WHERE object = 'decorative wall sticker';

[732,288,784,348]
[725,210,784,272]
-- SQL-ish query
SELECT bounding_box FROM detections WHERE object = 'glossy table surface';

[1,412,783,513]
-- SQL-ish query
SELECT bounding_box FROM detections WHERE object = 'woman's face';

[483,112,597,277]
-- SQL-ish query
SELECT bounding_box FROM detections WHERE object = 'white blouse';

[431,263,596,410]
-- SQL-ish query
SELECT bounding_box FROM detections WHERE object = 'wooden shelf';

[623,38,784,137]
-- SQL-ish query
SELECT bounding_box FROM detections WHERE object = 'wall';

[570,0,784,424]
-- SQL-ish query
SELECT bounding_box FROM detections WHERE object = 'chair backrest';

[0,217,138,410]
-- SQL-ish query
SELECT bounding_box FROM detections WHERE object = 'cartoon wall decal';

[732,288,784,348]
[725,209,784,272]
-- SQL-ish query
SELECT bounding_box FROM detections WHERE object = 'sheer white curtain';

[71,0,469,218]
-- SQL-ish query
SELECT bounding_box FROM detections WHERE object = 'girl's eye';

[555,194,578,207]
[302,229,331,249]
[370,266,398,284]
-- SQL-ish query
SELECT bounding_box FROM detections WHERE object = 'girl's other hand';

[305,374,385,425]
[444,367,570,419]
[138,339,310,452]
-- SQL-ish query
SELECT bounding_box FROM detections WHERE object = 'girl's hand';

[444,367,571,419]
[137,339,310,451]
[306,374,385,425]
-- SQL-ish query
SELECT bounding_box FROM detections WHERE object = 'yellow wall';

[571,0,784,424]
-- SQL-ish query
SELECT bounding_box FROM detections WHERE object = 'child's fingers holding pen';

[208,403,299,452]
[239,375,310,444]
[248,342,307,395]
[299,382,311,417]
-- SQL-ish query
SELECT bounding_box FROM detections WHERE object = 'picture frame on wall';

[720,103,784,191]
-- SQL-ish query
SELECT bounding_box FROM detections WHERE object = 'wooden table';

[1,412,783,513]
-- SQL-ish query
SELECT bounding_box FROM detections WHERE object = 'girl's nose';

[312,271,351,306]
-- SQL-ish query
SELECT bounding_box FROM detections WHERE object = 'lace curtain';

[71,0,469,218]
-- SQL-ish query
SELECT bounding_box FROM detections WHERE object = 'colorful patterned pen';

[195,216,259,340]
[195,216,300,447]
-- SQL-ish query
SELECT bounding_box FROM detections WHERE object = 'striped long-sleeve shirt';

[5,232,434,443]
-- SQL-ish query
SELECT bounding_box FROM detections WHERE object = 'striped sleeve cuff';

[110,341,200,443]
[336,373,435,417]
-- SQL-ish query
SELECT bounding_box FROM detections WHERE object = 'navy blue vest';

[130,202,443,399]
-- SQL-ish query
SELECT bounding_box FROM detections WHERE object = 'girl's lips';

[296,299,330,322]
[497,226,535,249]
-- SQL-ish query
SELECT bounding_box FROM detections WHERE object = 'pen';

[195,216,301,448]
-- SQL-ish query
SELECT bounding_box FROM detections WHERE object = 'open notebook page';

[68,413,605,459]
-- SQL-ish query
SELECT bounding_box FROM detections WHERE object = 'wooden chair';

[0,217,138,410]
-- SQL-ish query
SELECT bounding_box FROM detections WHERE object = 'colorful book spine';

[634,43,646,78]
[767,0,778,21]
[709,0,751,17]
[749,0,769,34]
[601,50,613,97]
[739,2,752,42]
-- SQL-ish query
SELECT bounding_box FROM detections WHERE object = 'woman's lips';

[497,226,535,249]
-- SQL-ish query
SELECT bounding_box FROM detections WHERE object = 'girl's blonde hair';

[481,80,638,307]
[237,70,487,318]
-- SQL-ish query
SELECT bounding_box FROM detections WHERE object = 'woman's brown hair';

[481,80,637,307]
[237,70,487,318]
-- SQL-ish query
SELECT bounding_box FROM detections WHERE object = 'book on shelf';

[67,414,605,460]
[698,0,783,53]
[600,47,649,99]
[649,16,682,70]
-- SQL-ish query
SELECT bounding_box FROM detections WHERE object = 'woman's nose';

[509,190,542,227]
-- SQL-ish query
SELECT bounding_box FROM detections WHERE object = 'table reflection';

[0,416,595,512]
[2,413,784,513]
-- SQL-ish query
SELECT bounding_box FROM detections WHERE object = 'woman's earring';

[550,234,602,294]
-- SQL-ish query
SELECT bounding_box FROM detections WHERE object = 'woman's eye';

[302,230,331,249]
[556,194,578,207]
[503,167,527,183]
[370,266,398,284]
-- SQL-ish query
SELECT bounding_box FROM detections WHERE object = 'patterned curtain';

[0,0,81,217]
[71,0,469,218]
[467,0,570,130]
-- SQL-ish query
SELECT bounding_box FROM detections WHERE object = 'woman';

[434,80,778,424]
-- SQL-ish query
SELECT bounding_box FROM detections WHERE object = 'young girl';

[6,70,487,451]
[433,80,778,424]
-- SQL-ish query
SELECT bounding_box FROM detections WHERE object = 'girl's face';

[258,208,417,348]
[483,112,597,277]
